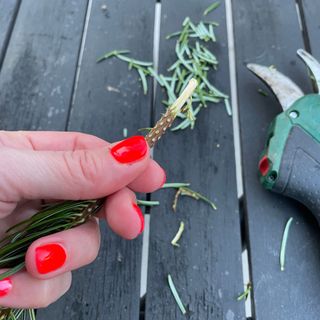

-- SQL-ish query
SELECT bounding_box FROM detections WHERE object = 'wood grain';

[38,0,154,319]
[145,1,245,319]
[0,0,87,130]
[300,0,320,62]
[0,0,20,69]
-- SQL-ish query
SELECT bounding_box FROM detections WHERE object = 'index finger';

[0,131,109,151]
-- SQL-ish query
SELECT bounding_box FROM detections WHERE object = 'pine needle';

[0,263,25,281]
[137,68,148,95]
[96,49,130,63]
[171,222,185,247]
[173,189,183,212]
[180,187,217,210]
[203,2,220,16]
[123,128,128,137]
[162,183,216,212]
[224,98,232,116]
[162,183,191,188]
[28,310,36,320]
[280,217,294,271]
[237,283,252,301]
[137,200,160,207]
[167,274,187,315]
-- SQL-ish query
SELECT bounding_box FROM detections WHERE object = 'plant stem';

[146,79,197,147]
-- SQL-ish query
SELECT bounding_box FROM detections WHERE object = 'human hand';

[0,131,165,308]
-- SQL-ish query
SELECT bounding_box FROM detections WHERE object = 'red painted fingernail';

[111,136,147,164]
[0,278,12,297]
[132,203,144,234]
[161,168,167,187]
[35,243,67,274]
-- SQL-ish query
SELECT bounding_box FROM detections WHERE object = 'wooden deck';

[1,0,320,319]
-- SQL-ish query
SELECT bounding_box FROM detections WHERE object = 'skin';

[0,131,165,309]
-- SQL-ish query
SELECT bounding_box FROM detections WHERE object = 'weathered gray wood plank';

[233,0,320,319]
[0,0,88,130]
[145,1,245,319]
[39,0,155,319]
[300,0,320,59]
[0,0,20,70]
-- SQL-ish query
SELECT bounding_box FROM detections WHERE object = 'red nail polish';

[35,243,67,274]
[0,278,12,297]
[132,203,144,234]
[111,136,147,164]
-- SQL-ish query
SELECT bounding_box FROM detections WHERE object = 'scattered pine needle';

[137,200,160,207]
[280,217,294,271]
[98,14,230,130]
[237,283,252,301]
[180,187,217,210]
[162,183,190,188]
[173,189,183,212]
[203,1,220,16]
[171,221,185,247]
[123,127,128,137]
[168,274,187,315]
[162,183,217,212]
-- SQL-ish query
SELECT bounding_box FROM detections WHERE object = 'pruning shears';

[247,49,320,222]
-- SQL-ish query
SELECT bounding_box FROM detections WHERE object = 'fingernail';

[111,136,147,164]
[35,243,67,274]
[0,278,12,297]
[132,203,144,234]
[161,168,167,187]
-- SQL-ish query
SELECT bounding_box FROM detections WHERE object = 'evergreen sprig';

[0,80,198,319]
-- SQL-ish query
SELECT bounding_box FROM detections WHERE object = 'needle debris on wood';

[237,282,252,301]
[168,274,187,315]
[98,11,230,131]
[136,200,160,207]
[280,217,294,271]
[162,183,217,212]
[203,1,220,16]
[171,221,185,247]
[122,127,128,137]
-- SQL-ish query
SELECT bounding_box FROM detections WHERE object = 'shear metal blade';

[297,49,320,94]
[247,63,304,111]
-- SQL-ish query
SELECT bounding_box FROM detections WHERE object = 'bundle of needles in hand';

[0,79,198,320]
[97,7,230,132]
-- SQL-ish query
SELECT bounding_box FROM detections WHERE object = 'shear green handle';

[259,95,320,223]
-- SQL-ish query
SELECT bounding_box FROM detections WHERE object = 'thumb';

[0,136,149,202]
